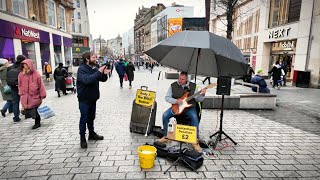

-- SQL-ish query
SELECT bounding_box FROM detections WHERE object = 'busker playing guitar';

[158,72,210,153]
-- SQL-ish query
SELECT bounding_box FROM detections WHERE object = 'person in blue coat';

[251,70,270,93]
[115,59,126,88]
[77,52,111,149]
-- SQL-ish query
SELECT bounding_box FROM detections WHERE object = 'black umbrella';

[144,31,248,78]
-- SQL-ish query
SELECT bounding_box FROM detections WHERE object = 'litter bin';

[293,70,310,88]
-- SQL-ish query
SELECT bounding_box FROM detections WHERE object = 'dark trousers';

[11,88,20,121]
[79,102,96,136]
[203,77,211,84]
[129,80,132,86]
[119,75,124,87]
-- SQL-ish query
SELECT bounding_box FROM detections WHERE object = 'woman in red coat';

[18,59,46,129]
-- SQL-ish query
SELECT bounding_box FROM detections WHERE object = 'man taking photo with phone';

[77,52,111,148]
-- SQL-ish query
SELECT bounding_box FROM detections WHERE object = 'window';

[12,0,26,17]
[269,0,290,28]
[72,22,75,32]
[288,0,301,23]
[48,0,56,27]
[77,12,81,19]
[58,6,65,30]
[77,0,80,8]
[78,24,82,33]
[0,0,6,10]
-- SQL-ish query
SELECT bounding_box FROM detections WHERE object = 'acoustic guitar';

[172,83,217,115]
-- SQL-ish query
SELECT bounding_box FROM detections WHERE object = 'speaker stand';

[209,95,237,148]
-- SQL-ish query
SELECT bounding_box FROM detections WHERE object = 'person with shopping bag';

[18,59,46,129]
[115,58,126,89]
[125,61,135,89]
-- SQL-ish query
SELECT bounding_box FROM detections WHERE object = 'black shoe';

[88,132,104,140]
[1,109,5,117]
[13,118,21,123]
[32,124,41,129]
[80,136,87,148]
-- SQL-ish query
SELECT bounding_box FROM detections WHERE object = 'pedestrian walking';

[6,55,26,122]
[0,59,13,118]
[125,61,135,89]
[150,62,154,74]
[53,63,68,97]
[77,52,110,148]
[268,61,282,89]
[18,59,47,129]
[202,77,211,84]
[115,59,126,88]
[281,59,288,86]
[43,62,52,82]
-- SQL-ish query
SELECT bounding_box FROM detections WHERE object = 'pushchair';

[65,72,76,93]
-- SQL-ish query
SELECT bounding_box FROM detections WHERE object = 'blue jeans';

[11,88,20,121]
[162,107,199,138]
[2,101,13,113]
[79,102,96,136]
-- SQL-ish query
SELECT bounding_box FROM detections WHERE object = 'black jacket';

[125,63,135,81]
[76,63,108,103]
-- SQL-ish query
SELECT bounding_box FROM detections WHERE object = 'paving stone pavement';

[0,67,319,180]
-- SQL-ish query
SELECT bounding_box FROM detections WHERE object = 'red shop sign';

[14,25,40,42]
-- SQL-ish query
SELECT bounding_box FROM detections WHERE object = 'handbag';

[124,74,128,81]
[3,84,12,94]
[37,105,55,119]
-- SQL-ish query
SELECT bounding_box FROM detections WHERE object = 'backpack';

[6,66,20,87]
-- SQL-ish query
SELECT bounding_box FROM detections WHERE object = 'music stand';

[209,77,237,148]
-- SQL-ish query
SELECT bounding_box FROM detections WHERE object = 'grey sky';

[87,0,205,40]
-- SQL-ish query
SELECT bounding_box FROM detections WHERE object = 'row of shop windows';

[0,37,70,71]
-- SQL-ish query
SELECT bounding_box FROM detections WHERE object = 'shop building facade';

[0,0,74,74]
[71,0,91,66]
[210,0,320,88]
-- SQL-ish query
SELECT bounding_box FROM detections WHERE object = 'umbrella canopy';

[144,31,248,77]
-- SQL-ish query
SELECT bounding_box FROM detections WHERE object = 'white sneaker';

[129,86,132,89]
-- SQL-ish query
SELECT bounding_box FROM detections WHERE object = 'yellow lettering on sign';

[175,124,197,144]
[135,89,156,108]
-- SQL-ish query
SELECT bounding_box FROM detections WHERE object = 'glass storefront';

[21,41,37,69]
[54,45,62,65]
[270,40,296,79]
[40,43,51,72]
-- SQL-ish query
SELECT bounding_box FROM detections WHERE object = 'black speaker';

[216,76,231,95]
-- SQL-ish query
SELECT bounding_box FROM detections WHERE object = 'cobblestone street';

[0,67,319,180]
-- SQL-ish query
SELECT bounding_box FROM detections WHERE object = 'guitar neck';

[185,89,204,102]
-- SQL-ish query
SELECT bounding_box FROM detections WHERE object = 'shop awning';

[52,34,61,46]
[63,37,72,47]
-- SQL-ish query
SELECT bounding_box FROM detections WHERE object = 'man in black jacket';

[77,52,110,148]
[7,55,26,122]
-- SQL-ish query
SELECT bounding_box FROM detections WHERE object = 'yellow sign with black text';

[135,89,156,108]
[175,124,197,144]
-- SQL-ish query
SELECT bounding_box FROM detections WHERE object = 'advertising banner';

[168,18,182,37]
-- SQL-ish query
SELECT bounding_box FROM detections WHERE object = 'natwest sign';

[14,25,40,42]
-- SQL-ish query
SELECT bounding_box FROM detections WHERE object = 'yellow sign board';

[175,124,197,144]
[135,89,156,108]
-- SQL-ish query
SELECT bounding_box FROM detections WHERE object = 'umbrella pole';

[194,48,201,83]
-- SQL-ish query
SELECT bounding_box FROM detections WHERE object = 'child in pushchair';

[65,72,76,93]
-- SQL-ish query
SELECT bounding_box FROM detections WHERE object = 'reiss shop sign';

[14,25,40,42]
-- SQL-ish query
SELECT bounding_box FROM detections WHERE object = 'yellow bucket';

[137,145,157,169]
